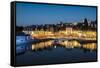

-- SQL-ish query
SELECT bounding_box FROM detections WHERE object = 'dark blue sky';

[16,3,96,26]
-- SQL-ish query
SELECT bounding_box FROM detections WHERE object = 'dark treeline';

[16,26,24,32]
[16,18,97,32]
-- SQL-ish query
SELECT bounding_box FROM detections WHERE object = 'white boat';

[16,32,33,45]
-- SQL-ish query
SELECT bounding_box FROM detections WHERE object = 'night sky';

[16,3,96,26]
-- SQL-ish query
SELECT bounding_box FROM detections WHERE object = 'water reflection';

[16,39,97,56]
[16,39,97,66]
[32,40,54,51]
[31,40,96,52]
[83,43,96,51]
[60,40,81,48]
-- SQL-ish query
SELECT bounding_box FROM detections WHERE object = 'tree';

[83,18,88,30]
[16,26,23,32]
